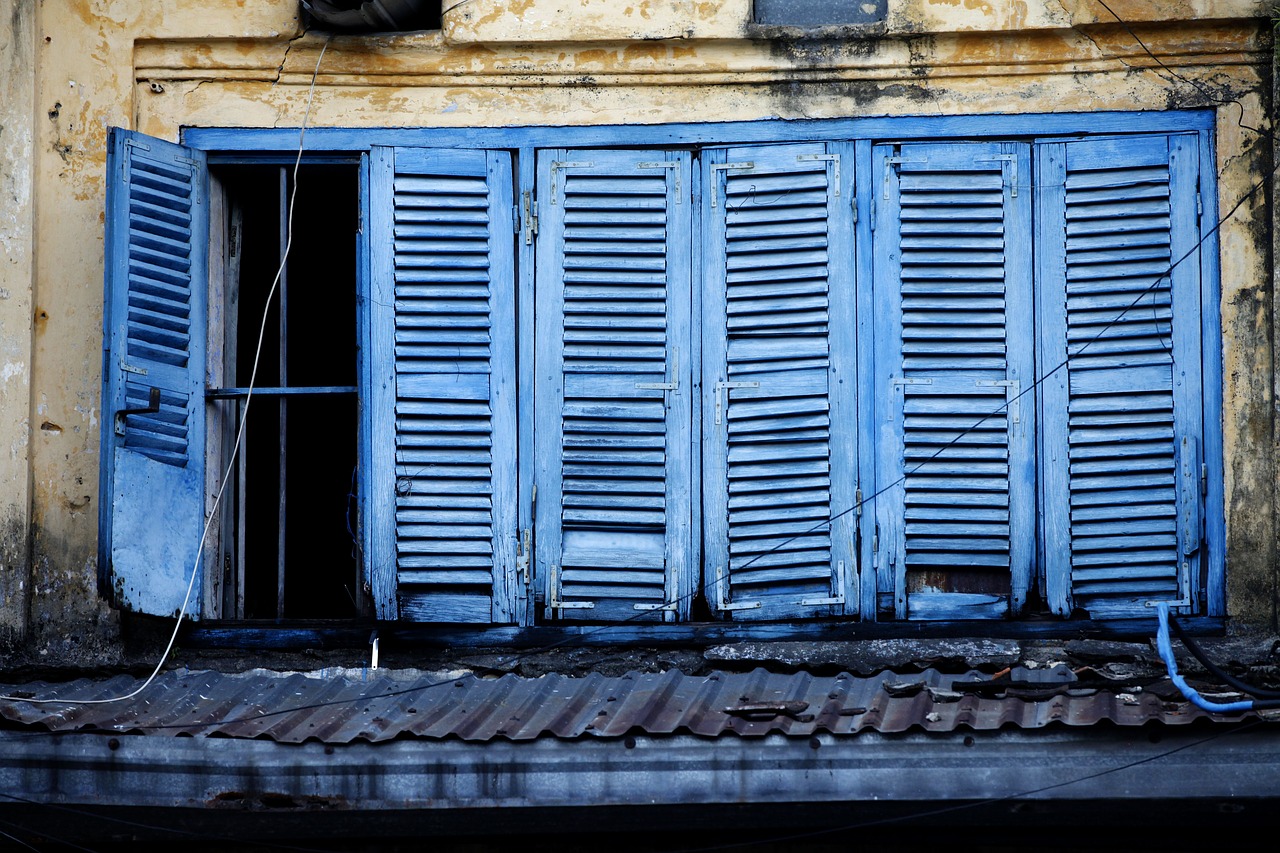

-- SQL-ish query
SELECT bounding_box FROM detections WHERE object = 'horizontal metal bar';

[206,386,358,398]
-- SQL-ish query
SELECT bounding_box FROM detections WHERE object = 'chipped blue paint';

[100,129,208,618]
[533,150,695,622]
[871,141,1036,621]
[700,141,858,620]
[103,112,1224,627]
[1038,133,1206,619]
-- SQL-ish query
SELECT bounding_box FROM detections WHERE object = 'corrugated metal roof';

[0,666,1246,744]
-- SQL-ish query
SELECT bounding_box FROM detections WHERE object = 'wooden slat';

[382,148,518,624]
[535,150,693,620]
[703,142,857,621]
[873,141,1035,621]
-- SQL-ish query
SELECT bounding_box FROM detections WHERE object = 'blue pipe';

[1154,601,1254,714]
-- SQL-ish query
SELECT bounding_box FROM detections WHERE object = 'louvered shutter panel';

[701,143,857,620]
[100,129,208,618]
[872,142,1035,620]
[366,148,519,623]
[1038,134,1204,618]
[534,150,694,621]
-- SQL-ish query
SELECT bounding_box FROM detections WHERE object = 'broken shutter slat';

[872,142,1035,621]
[534,150,694,621]
[1038,133,1204,618]
[368,147,518,623]
[100,128,208,619]
[702,142,857,620]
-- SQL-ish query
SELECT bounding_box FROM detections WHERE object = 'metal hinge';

[888,377,930,420]
[797,153,840,197]
[975,154,1018,197]
[855,488,863,519]
[521,191,538,245]
[636,347,679,391]
[800,560,847,607]
[713,380,758,425]
[716,563,761,611]
[547,564,594,612]
[634,601,679,612]
[884,156,927,200]
[637,161,681,201]
[549,161,593,205]
[709,161,755,208]
[976,378,1021,425]
[1196,191,1203,217]
[516,528,532,586]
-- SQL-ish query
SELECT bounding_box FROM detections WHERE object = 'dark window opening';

[211,164,360,620]
[753,0,886,27]
[301,0,443,33]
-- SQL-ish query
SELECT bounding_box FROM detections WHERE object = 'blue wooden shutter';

[99,129,208,618]
[366,147,519,623]
[534,150,694,621]
[1038,134,1204,618]
[701,143,857,620]
[871,142,1035,620]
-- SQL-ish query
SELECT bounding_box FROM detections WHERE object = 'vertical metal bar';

[236,397,247,620]
[277,166,288,619]
[223,201,244,618]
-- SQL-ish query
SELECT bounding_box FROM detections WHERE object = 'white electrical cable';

[0,34,332,706]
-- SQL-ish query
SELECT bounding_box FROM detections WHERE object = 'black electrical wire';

[1169,614,1280,700]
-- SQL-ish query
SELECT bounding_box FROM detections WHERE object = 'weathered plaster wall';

[11,0,1275,655]
[0,0,36,647]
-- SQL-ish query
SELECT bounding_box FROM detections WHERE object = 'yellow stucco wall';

[2,0,1273,653]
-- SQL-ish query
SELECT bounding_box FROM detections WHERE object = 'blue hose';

[1154,601,1254,714]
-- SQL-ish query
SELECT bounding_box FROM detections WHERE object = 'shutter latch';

[115,386,161,436]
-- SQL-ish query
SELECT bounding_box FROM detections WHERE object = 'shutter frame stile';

[702,142,858,620]
[1039,133,1205,618]
[534,149,695,621]
[100,128,209,619]
[872,141,1035,621]
[368,146,519,624]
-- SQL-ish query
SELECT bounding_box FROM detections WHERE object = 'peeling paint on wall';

[6,0,1276,657]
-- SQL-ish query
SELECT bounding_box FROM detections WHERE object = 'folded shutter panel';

[534,150,694,621]
[872,142,1035,620]
[1038,134,1204,618]
[702,143,857,620]
[367,147,519,623]
[100,128,208,618]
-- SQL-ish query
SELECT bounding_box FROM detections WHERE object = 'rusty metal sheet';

[0,666,1240,744]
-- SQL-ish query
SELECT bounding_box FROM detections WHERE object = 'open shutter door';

[872,142,1035,620]
[701,143,857,620]
[100,129,208,618]
[534,150,694,621]
[1038,134,1204,618]
[367,147,519,623]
